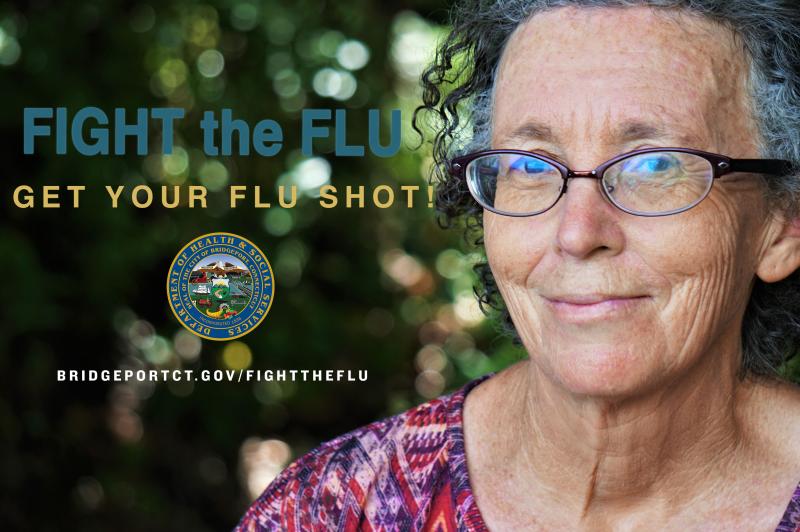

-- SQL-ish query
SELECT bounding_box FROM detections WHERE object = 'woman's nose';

[554,177,626,260]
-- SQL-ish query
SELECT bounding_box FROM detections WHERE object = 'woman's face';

[485,7,780,395]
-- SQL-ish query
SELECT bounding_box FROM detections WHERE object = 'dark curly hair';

[413,0,800,379]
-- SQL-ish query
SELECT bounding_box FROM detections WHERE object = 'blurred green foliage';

[1,1,797,531]
[0,1,523,530]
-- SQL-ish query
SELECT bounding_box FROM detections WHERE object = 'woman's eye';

[509,157,550,174]
[626,155,678,174]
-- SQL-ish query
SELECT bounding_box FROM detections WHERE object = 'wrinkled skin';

[462,7,800,531]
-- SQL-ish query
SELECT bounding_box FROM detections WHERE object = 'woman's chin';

[541,345,667,398]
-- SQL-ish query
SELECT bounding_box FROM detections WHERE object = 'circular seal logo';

[167,233,274,340]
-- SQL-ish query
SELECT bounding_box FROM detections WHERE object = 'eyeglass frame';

[449,147,793,217]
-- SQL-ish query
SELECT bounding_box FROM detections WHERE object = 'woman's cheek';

[484,214,546,284]
[630,198,753,351]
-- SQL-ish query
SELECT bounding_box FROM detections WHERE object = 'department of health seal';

[167,233,274,340]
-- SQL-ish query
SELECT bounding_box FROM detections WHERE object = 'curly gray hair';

[414,0,800,379]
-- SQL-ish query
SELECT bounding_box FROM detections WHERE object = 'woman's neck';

[517,354,746,511]
[462,339,768,526]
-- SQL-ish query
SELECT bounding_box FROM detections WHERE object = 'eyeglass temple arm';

[726,158,793,176]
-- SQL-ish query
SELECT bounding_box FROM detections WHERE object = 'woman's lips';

[542,294,650,322]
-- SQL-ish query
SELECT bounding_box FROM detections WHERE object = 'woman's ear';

[757,215,800,283]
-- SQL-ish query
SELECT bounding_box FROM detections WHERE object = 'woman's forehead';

[492,6,753,150]
[500,6,741,67]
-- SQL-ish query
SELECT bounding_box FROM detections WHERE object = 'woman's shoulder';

[737,377,800,531]
[235,375,490,531]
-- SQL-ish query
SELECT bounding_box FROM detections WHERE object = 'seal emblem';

[167,232,274,340]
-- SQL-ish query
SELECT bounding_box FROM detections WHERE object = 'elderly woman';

[238,1,800,530]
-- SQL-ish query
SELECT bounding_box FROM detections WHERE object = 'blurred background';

[0,0,527,530]
[1,1,798,531]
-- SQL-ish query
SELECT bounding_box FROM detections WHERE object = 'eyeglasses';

[449,147,793,217]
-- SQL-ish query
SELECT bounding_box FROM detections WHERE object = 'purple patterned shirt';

[237,373,800,531]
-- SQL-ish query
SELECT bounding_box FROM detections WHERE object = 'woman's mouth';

[542,293,650,322]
